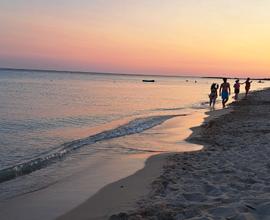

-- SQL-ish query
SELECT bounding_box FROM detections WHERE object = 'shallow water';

[0,71,213,172]
[0,69,269,219]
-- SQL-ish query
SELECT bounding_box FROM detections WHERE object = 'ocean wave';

[151,107,186,111]
[0,114,183,183]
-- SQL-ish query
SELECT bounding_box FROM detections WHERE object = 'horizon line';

[0,67,269,80]
[0,66,204,78]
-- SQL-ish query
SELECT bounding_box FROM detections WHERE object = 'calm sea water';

[0,69,269,202]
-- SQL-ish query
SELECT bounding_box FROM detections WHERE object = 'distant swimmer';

[209,83,219,108]
[244,77,252,97]
[233,79,240,100]
[219,78,231,108]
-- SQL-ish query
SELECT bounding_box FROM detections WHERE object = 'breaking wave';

[0,114,184,183]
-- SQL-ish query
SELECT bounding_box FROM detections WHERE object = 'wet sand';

[57,153,167,220]
[57,111,206,220]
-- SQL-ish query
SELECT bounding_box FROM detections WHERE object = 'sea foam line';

[0,114,185,183]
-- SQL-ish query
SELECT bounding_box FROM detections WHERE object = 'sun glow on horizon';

[1,0,270,78]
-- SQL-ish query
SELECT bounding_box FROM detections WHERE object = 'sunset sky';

[1,0,270,77]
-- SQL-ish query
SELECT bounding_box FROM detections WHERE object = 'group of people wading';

[209,78,252,109]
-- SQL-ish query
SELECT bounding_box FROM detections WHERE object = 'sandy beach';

[114,88,270,220]
[60,88,270,220]
[57,153,168,220]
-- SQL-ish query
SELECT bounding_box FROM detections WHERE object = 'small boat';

[142,79,155,82]
[258,80,264,83]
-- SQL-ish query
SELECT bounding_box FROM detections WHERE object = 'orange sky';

[1,1,270,77]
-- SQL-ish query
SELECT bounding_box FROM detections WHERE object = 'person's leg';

[213,98,216,108]
[223,97,229,108]
[222,98,225,108]
[245,88,248,97]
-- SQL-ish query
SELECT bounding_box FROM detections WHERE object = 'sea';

[0,69,269,219]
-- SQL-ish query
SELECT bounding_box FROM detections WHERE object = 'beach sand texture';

[57,153,167,220]
[110,89,270,220]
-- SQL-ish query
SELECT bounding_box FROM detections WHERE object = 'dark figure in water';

[209,83,219,108]
[233,79,240,100]
[245,77,252,97]
[219,78,231,108]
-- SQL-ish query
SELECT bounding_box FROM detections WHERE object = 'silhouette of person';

[233,79,240,100]
[219,78,231,108]
[209,83,219,108]
[245,77,252,97]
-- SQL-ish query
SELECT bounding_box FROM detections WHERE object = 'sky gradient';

[1,0,270,77]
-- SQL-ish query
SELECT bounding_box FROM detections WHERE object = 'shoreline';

[110,88,270,219]
[56,98,239,220]
[0,107,205,220]
[62,88,270,220]
[57,110,206,220]
[4,88,268,220]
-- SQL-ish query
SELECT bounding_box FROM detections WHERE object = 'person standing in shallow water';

[245,77,252,97]
[233,79,240,100]
[219,78,231,108]
[209,83,219,108]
